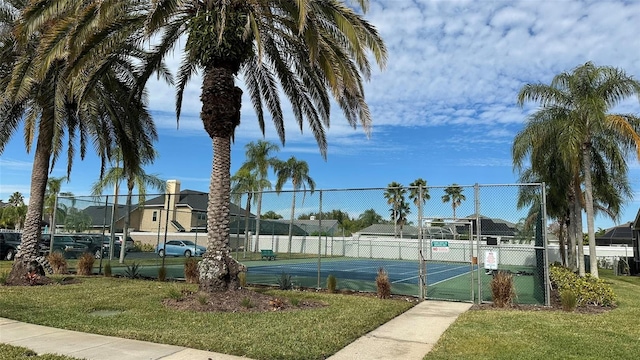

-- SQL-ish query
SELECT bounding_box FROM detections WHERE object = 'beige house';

[83,180,250,233]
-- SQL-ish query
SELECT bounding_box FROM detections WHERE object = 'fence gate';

[420,219,475,302]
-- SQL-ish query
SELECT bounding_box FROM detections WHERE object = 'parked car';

[69,234,112,259]
[39,234,89,259]
[104,234,135,252]
[156,240,206,258]
[0,231,21,261]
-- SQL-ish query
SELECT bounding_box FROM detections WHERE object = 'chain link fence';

[54,183,549,305]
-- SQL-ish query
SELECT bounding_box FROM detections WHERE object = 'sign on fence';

[484,249,498,270]
[432,241,450,253]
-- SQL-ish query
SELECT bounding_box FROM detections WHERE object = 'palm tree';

[517,62,640,278]
[144,0,386,291]
[358,209,383,229]
[8,192,24,207]
[384,182,405,237]
[44,177,74,229]
[238,140,279,252]
[231,168,271,256]
[63,208,92,233]
[92,148,164,263]
[442,184,465,220]
[1,1,155,282]
[409,178,429,232]
[274,157,316,255]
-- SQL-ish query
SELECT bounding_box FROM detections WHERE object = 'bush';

[238,272,247,287]
[184,258,199,284]
[76,253,95,276]
[134,241,155,253]
[277,272,293,290]
[0,271,8,285]
[158,266,167,281]
[327,274,337,293]
[549,265,616,307]
[491,271,515,307]
[376,267,391,299]
[241,297,254,308]
[560,290,577,312]
[47,252,68,274]
[124,262,142,279]
[103,262,112,277]
[167,286,183,300]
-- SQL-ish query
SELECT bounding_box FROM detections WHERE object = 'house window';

[152,211,157,222]
[197,213,206,221]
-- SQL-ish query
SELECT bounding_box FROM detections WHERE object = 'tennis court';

[245,257,478,301]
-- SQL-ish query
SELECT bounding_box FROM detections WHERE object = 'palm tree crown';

[442,184,465,220]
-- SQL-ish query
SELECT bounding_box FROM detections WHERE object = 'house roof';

[229,218,307,236]
[456,217,517,237]
[596,222,633,245]
[82,204,133,227]
[356,223,420,236]
[144,190,250,216]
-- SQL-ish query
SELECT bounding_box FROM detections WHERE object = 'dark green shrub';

[376,267,391,299]
[290,297,300,306]
[0,271,7,285]
[158,266,167,281]
[124,262,141,279]
[327,274,337,293]
[491,271,516,307]
[167,286,183,300]
[241,297,254,308]
[277,272,293,290]
[184,258,199,284]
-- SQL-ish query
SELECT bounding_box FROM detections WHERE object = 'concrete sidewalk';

[0,300,472,360]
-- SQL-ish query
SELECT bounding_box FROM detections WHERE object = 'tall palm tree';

[409,178,429,232]
[238,140,279,252]
[231,167,271,256]
[1,0,155,282]
[144,0,386,291]
[44,176,74,230]
[517,62,640,278]
[442,184,465,220]
[384,182,405,237]
[274,157,316,255]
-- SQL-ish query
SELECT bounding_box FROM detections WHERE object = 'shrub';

[0,271,8,285]
[197,294,208,305]
[327,274,337,293]
[184,258,199,284]
[103,262,112,277]
[76,253,95,276]
[276,272,293,290]
[290,297,300,307]
[491,271,515,307]
[549,265,616,307]
[124,262,142,279]
[134,241,156,252]
[238,272,247,287]
[560,290,577,312]
[47,252,68,274]
[376,267,391,299]
[241,297,254,308]
[158,266,167,281]
[167,286,183,300]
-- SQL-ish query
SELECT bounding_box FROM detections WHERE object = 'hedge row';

[549,265,616,307]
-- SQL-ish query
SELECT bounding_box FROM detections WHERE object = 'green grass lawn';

[0,261,413,360]
[0,344,79,360]
[425,269,640,360]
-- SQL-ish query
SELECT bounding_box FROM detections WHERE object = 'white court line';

[393,265,473,284]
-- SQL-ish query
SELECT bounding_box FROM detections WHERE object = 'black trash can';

[584,255,590,273]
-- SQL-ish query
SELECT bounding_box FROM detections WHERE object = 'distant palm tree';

[143,0,386,291]
[442,184,465,220]
[8,192,24,207]
[231,168,271,256]
[44,177,74,229]
[92,148,164,263]
[409,178,429,230]
[384,182,405,237]
[358,209,383,230]
[275,157,315,255]
[516,62,640,278]
[63,208,92,233]
[238,140,279,252]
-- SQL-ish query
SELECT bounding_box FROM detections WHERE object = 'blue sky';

[1,0,640,230]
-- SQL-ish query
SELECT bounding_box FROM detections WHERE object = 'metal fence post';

[317,190,323,289]
[475,183,481,304]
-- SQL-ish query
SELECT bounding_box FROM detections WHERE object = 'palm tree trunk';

[558,219,567,266]
[253,192,262,252]
[198,65,245,292]
[288,191,296,255]
[7,118,53,284]
[573,180,585,277]
[120,181,133,264]
[566,191,577,271]
[582,142,599,278]
[243,193,252,258]
[109,183,119,260]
